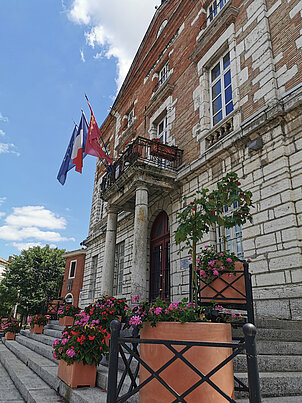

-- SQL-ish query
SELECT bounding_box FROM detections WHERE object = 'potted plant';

[1,320,21,340]
[57,304,81,327]
[127,297,243,402]
[175,172,253,304]
[29,314,50,334]
[52,323,109,388]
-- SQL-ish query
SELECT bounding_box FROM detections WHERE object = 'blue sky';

[0,0,159,260]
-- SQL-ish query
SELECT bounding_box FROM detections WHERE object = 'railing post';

[243,323,261,403]
[243,261,255,324]
[107,319,121,403]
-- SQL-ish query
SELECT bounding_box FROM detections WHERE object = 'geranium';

[29,314,50,328]
[52,324,109,366]
[57,304,81,318]
[1,320,20,334]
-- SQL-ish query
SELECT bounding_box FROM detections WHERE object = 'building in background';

[0,257,8,282]
[61,249,86,307]
[80,0,302,322]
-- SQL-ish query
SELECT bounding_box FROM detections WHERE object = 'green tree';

[2,245,65,317]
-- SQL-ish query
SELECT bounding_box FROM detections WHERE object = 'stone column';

[101,206,118,296]
[132,184,149,300]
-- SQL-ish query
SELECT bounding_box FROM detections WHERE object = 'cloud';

[67,0,160,88]
[80,49,85,62]
[0,197,6,206]
[0,112,8,122]
[12,242,58,252]
[0,212,5,218]
[0,129,5,136]
[5,206,67,229]
[0,206,75,244]
[0,143,20,156]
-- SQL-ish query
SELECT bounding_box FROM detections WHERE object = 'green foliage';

[2,245,65,316]
[28,314,50,327]
[1,320,21,334]
[57,304,81,318]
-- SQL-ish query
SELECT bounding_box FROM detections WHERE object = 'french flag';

[71,112,88,173]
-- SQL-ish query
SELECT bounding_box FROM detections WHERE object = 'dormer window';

[159,62,169,87]
[207,0,228,25]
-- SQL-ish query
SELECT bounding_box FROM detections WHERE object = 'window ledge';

[145,79,175,117]
[190,3,239,64]
[205,111,235,149]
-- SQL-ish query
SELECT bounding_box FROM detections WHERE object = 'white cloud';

[0,143,20,156]
[12,242,58,252]
[80,49,86,62]
[0,212,5,218]
[0,112,8,122]
[67,0,160,88]
[0,197,6,206]
[0,129,5,136]
[0,206,75,245]
[5,206,67,229]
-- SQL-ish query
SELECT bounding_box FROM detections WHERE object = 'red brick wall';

[60,253,85,307]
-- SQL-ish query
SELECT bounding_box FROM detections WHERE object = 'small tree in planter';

[175,172,253,305]
[52,323,109,388]
[28,314,50,334]
[1,320,21,340]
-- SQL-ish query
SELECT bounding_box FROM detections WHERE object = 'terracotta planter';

[5,332,16,340]
[30,325,44,334]
[150,143,177,161]
[139,322,234,403]
[59,316,74,327]
[200,261,246,304]
[57,359,96,388]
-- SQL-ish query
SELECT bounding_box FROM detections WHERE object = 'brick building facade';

[80,0,302,321]
[61,249,86,307]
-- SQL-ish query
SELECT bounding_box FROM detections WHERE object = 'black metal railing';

[100,136,183,194]
[107,320,261,403]
[191,261,255,324]
[42,298,63,320]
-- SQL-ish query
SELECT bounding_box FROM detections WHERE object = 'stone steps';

[0,358,24,402]
[0,337,107,403]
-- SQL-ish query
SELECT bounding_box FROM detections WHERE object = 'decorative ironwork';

[107,321,261,403]
[191,260,255,324]
[100,136,183,195]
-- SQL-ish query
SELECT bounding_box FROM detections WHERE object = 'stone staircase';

[0,319,301,402]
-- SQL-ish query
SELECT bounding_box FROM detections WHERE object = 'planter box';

[200,261,246,304]
[150,143,177,161]
[59,316,74,327]
[5,332,16,340]
[57,359,96,388]
[140,322,234,403]
[30,325,44,334]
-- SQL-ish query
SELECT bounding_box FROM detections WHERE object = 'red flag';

[85,104,113,164]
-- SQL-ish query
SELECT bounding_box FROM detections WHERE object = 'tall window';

[216,202,244,259]
[127,108,134,128]
[158,62,169,87]
[69,261,76,278]
[113,242,125,295]
[207,0,228,24]
[157,116,168,144]
[210,51,233,127]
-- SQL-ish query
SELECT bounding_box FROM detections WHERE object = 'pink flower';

[231,313,236,318]
[129,316,142,326]
[226,258,232,263]
[247,258,251,262]
[28,317,32,323]
[200,270,205,275]
[66,348,76,358]
[154,307,163,316]
[53,352,58,360]
[213,269,219,276]
[52,338,60,348]
[204,245,209,249]
[131,295,140,303]
[219,253,224,257]
[61,338,69,345]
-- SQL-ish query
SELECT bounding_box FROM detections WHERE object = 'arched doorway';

[150,211,170,301]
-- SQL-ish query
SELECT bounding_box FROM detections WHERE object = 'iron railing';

[107,320,261,403]
[42,298,63,320]
[100,136,183,194]
[191,260,255,324]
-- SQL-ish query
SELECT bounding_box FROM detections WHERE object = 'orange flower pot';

[200,261,246,304]
[5,332,16,340]
[30,325,44,334]
[139,322,234,403]
[59,316,74,327]
[57,359,96,388]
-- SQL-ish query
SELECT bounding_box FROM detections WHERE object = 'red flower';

[71,331,79,336]
[88,335,95,341]
[210,210,215,214]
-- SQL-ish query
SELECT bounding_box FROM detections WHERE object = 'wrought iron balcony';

[100,136,183,195]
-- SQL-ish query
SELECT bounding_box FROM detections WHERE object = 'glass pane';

[155,220,163,237]
[212,94,222,114]
[223,52,230,70]
[211,62,220,82]
[213,1,218,16]
[226,101,234,115]
[225,84,232,103]
[224,70,231,87]
[212,79,221,99]
[213,110,223,126]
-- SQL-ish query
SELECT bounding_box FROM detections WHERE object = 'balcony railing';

[100,136,183,194]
